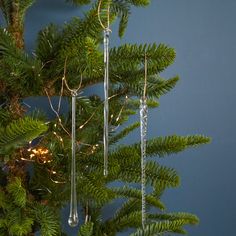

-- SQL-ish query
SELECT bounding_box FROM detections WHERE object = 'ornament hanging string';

[98,0,112,176]
[140,53,148,229]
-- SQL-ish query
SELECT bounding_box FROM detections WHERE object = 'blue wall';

[23,0,236,235]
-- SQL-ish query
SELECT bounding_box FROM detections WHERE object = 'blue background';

[11,0,236,235]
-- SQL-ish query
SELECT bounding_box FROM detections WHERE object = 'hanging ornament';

[68,90,79,227]
[98,0,111,176]
[140,53,148,229]
[103,27,109,176]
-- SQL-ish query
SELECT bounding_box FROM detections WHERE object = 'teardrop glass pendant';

[68,92,79,227]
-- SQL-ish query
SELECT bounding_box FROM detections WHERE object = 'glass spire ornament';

[140,54,148,229]
[68,90,79,227]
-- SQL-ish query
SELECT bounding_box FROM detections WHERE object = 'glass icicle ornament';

[103,28,110,176]
[140,53,148,229]
[68,90,79,227]
[140,97,148,229]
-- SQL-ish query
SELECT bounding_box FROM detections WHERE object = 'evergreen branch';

[108,211,142,233]
[124,75,179,98]
[0,29,43,96]
[111,186,165,210]
[132,135,211,158]
[0,0,34,26]
[78,222,94,236]
[115,160,180,188]
[172,228,188,234]
[0,27,16,56]
[0,0,12,24]
[110,43,176,73]
[7,212,34,236]
[0,117,47,152]
[0,108,11,126]
[66,0,91,6]
[82,151,180,188]
[112,199,141,223]
[148,212,199,225]
[35,24,62,63]
[110,122,140,145]
[0,188,8,209]
[78,174,115,206]
[130,220,187,236]
[128,0,150,6]
[32,204,60,236]
[18,0,35,19]
[111,1,131,37]
[6,177,26,208]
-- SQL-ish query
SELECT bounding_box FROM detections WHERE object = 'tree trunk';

[8,1,24,49]
[5,1,25,115]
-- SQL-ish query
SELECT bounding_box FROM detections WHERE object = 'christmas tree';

[0,0,210,235]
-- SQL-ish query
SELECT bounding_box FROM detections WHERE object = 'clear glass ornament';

[140,97,148,229]
[68,91,79,227]
[103,28,109,176]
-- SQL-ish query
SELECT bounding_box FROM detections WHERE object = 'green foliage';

[0,27,43,96]
[0,0,34,25]
[110,122,140,145]
[0,0,210,235]
[0,117,48,154]
[66,0,91,5]
[148,212,199,225]
[6,177,26,207]
[0,108,11,126]
[111,186,165,210]
[0,178,60,236]
[142,135,211,157]
[110,43,176,73]
[131,220,189,236]
[36,24,62,63]
[78,222,94,236]
[7,212,34,236]
[32,204,60,236]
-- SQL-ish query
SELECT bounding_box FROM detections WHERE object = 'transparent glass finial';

[68,93,79,227]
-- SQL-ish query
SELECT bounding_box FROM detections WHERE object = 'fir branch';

[6,212,34,236]
[32,204,60,236]
[130,220,187,236]
[110,43,176,73]
[7,214,34,236]
[78,174,115,206]
[0,29,43,96]
[111,186,165,210]
[128,0,150,6]
[124,75,179,98]
[114,159,180,188]
[132,135,211,158]
[110,122,140,145]
[35,24,62,64]
[148,212,199,225]
[6,177,26,208]
[0,188,8,209]
[78,222,94,236]
[0,117,48,154]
